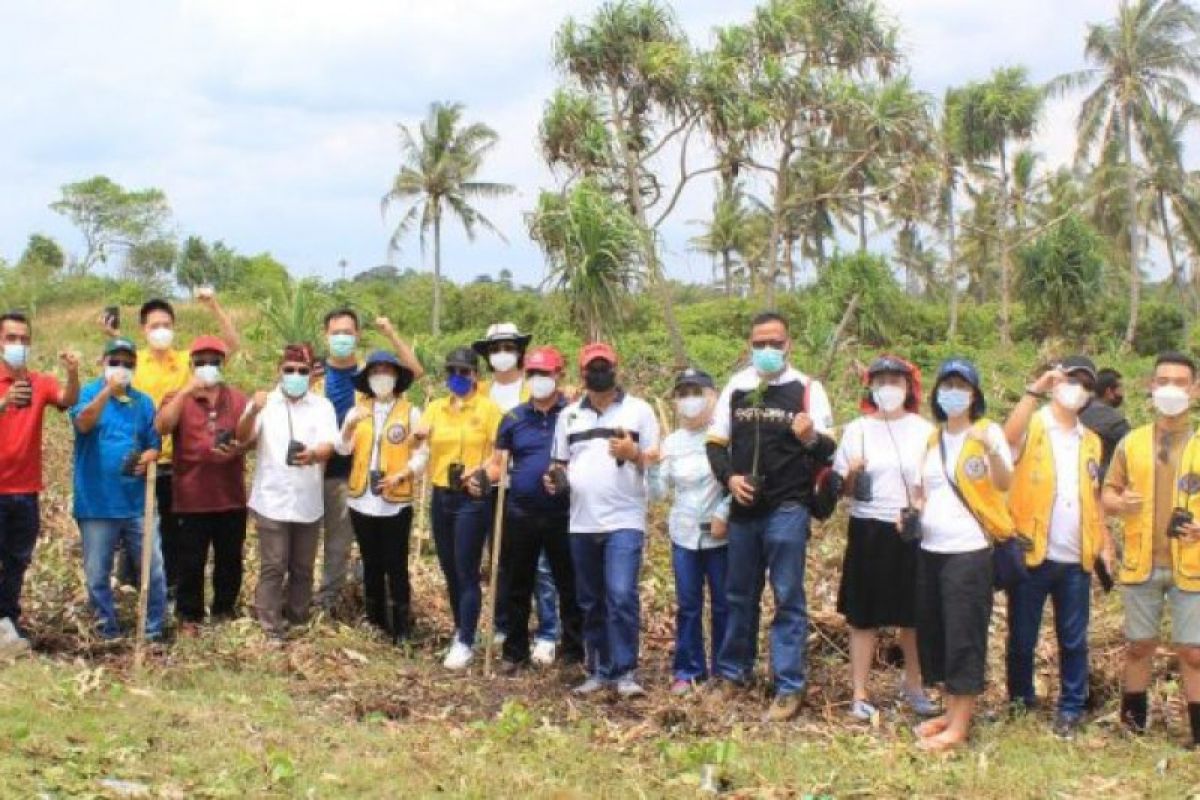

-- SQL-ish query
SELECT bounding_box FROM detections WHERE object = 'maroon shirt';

[170,385,249,513]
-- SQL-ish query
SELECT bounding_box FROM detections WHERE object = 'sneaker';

[765,692,802,723]
[670,679,694,696]
[572,675,610,696]
[901,685,940,717]
[1052,713,1084,740]
[615,674,646,698]
[848,698,878,722]
[443,640,474,670]
[531,639,557,666]
[0,617,29,656]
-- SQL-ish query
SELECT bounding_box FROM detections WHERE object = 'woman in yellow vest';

[1102,351,1200,746]
[1002,356,1107,739]
[913,358,1015,752]
[417,347,504,671]
[337,351,426,644]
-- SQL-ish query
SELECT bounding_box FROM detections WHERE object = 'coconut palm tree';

[690,182,756,295]
[382,101,514,336]
[1139,105,1200,297]
[1052,0,1200,346]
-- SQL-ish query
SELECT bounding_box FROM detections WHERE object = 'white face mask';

[1153,385,1191,417]
[194,365,221,387]
[368,374,397,398]
[490,351,519,373]
[147,327,174,350]
[1053,382,1089,412]
[528,375,557,400]
[676,396,707,419]
[871,384,906,414]
[2,343,28,369]
[104,365,132,387]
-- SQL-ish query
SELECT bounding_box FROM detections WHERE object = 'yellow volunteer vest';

[1008,412,1103,571]
[347,397,416,503]
[929,419,1017,542]
[1121,424,1200,590]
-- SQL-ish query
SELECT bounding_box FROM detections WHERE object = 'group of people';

[1,299,1199,752]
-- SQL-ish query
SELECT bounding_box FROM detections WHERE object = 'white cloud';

[0,0,1189,287]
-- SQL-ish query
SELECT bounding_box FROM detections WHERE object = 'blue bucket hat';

[354,350,414,396]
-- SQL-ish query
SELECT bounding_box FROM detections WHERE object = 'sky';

[0,0,1179,289]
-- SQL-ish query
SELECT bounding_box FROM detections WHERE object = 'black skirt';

[836,515,919,629]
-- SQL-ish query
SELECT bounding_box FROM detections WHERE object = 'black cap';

[673,368,714,392]
[867,355,913,378]
[445,346,480,371]
[1060,355,1097,382]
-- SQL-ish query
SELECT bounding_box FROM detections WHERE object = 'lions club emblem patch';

[1178,473,1200,495]
[964,456,987,480]
[386,424,408,445]
[1087,459,1101,483]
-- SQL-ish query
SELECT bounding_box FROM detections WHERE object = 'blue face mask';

[281,373,309,399]
[328,334,356,359]
[447,373,474,398]
[751,346,785,375]
[2,344,27,369]
[937,387,973,418]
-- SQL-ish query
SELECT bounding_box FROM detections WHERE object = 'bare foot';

[914,715,950,739]
[916,728,968,753]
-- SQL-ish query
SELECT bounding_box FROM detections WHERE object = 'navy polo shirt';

[322,360,359,480]
[498,397,569,514]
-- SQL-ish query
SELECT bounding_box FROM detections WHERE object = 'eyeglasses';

[281,366,311,376]
[192,358,222,368]
[446,366,475,378]
[750,340,786,350]
[675,386,704,398]
[489,342,520,354]
[105,358,134,368]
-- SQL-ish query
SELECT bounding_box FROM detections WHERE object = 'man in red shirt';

[0,311,80,650]
[154,336,249,629]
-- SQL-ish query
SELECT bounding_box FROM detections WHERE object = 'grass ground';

[4,300,1200,797]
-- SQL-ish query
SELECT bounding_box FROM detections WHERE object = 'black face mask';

[584,366,617,392]
[1111,392,1124,409]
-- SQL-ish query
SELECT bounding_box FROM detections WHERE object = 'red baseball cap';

[190,335,229,357]
[579,342,618,370]
[525,346,565,373]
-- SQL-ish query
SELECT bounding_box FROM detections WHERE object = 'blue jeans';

[717,503,810,696]
[569,529,644,681]
[431,489,491,647]
[0,494,39,625]
[534,552,560,642]
[672,543,728,682]
[78,517,167,638]
[1006,560,1091,716]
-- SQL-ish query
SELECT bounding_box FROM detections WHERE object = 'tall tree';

[18,234,65,273]
[951,67,1044,345]
[49,176,171,274]
[551,0,709,363]
[690,181,755,295]
[1139,105,1200,303]
[382,101,514,336]
[1053,0,1200,347]
[939,88,968,338]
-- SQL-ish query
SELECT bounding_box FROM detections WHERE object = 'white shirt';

[708,364,834,442]
[552,391,660,534]
[834,414,934,522]
[918,422,1013,554]
[1030,407,1084,563]
[247,389,339,524]
[649,427,730,550]
[489,377,525,413]
[337,402,427,518]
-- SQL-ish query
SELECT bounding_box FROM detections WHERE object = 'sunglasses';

[750,340,787,350]
[192,358,222,368]
[281,366,311,376]
[105,357,134,368]
[446,367,475,378]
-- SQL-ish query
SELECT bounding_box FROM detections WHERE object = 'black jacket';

[1079,399,1130,475]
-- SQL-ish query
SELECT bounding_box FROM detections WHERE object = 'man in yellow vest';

[1003,355,1109,739]
[1102,351,1200,746]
